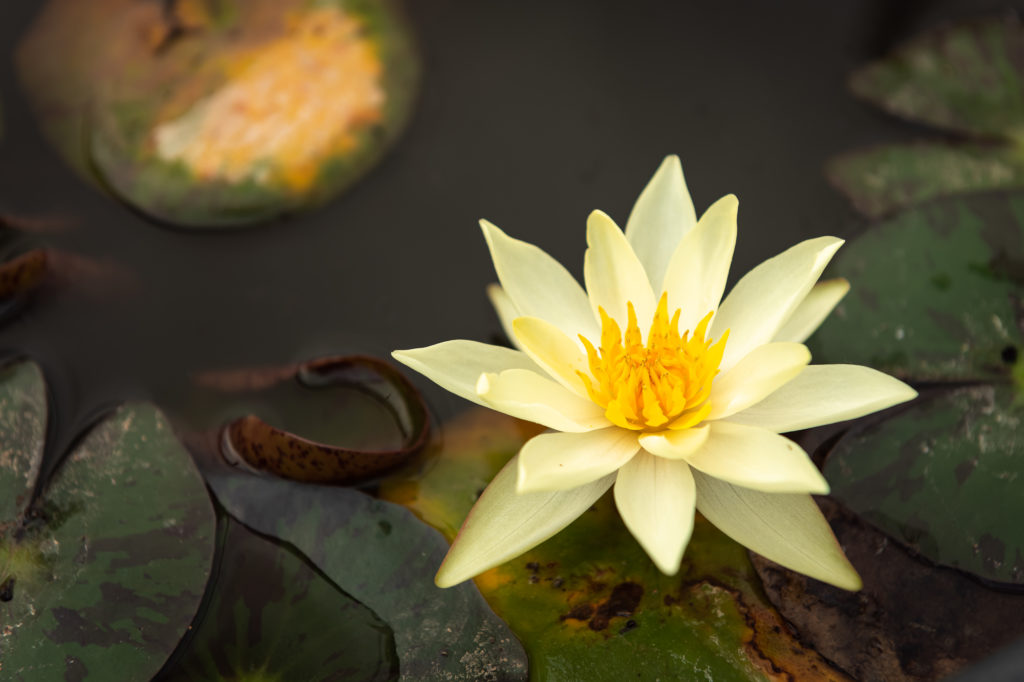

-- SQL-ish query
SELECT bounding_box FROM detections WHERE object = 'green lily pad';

[206,468,528,681]
[830,16,1024,216]
[17,0,419,227]
[812,192,1024,585]
[849,15,1024,139]
[824,385,1024,584]
[157,518,398,681]
[0,361,217,680]
[808,193,1024,382]
[826,142,1024,219]
[380,409,849,681]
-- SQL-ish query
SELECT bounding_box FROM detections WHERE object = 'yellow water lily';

[393,156,916,590]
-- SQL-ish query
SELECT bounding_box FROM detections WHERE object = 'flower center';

[578,293,728,431]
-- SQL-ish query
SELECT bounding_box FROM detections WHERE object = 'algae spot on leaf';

[156,518,398,682]
[0,360,216,681]
[206,468,529,681]
[17,0,420,227]
[380,408,851,682]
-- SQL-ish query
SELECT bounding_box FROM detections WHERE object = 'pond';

[2,0,1024,680]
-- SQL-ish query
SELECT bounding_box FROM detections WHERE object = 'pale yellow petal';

[435,455,615,587]
[712,237,843,370]
[685,422,829,494]
[480,220,598,340]
[773,278,850,343]
[512,316,591,397]
[614,451,696,575]
[584,210,657,332]
[624,155,697,289]
[661,194,738,333]
[517,428,640,493]
[724,364,918,432]
[637,424,710,460]
[707,343,811,420]
[486,283,522,349]
[476,369,611,433]
[392,341,539,408]
[693,471,862,590]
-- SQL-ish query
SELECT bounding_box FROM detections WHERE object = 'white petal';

[773,278,850,343]
[614,451,696,575]
[584,210,656,331]
[517,428,639,493]
[661,194,738,333]
[392,341,539,407]
[725,364,918,432]
[477,369,611,433]
[436,455,615,587]
[707,343,811,420]
[480,220,598,341]
[486,283,522,349]
[685,421,829,494]
[625,155,697,290]
[693,471,861,590]
[637,424,710,460]
[712,237,843,370]
[512,316,591,397]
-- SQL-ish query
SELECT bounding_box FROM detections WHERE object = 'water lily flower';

[393,156,916,590]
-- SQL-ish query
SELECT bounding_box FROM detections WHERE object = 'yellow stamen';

[578,293,728,431]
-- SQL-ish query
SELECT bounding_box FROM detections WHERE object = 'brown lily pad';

[751,497,1024,682]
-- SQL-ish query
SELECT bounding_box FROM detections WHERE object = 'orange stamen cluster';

[578,293,728,431]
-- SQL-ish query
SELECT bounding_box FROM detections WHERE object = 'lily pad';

[17,0,419,227]
[752,498,1024,681]
[808,193,1024,382]
[380,409,850,681]
[157,518,398,681]
[812,192,1024,585]
[206,467,528,681]
[849,15,1024,139]
[826,142,1024,219]
[830,16,1024,216]
[0,361,217,680]
[824,385,1024,584]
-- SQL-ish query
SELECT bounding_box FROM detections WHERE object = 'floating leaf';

[0,361,217,680]
[752,498,1024,681]
[849,15,1024,139]
[206,468,528,681]
[831,16,1024,215]
[809,194,1024,383]
[827,142,1024,219]
[824,385,1024,584]
[812,192,1024,586]
[17,0,419,227]
[380,409,849,681]
[157,518,398,681]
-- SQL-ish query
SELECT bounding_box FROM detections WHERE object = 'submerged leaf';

[0,360,216,681]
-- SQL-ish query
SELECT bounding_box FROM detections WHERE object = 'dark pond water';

[0,0,1020,471]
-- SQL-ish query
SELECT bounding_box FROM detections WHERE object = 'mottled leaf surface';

[849,16,1024,139]
[206,469,528,681]
[381,409,850,682]
[1,397,216,681]
[827,142,1024,218]
[0,361,46,523]
[809,194,1024,382]
[158,519,398,682]
[824,385,1024,584]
